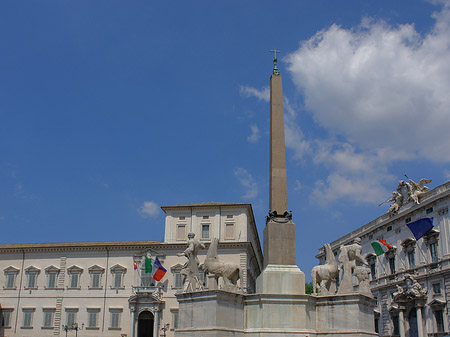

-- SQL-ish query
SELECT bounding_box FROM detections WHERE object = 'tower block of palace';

[257,51,305,295]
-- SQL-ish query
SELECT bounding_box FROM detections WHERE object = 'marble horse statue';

[202,238,242,291]
[311,243,339,295]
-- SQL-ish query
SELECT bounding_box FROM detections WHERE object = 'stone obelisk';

[257,51,305,295]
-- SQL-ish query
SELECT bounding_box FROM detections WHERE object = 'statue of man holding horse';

[177,232,205,292]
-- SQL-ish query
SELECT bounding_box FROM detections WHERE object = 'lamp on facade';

[161,323,170,337]
[62,323,84,337]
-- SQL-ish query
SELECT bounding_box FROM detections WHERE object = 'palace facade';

[317,181,450,337]
[0,202,263,337]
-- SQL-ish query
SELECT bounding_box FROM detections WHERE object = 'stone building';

[0,202,263,337]
[317,181,450,337]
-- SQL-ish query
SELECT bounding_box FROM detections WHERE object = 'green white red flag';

[371,240,392,256]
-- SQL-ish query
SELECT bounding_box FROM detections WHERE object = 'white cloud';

[283,97,310,160]
[294,180,303,192]
[139,201,159,218]
[310,141,393,205]
[239,86,270,102]
[248,124,260,143]
[286,2,450,162]
[234,168,258,199]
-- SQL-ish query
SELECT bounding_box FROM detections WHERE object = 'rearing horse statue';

[311,243,339,295]
[202,238,242,292]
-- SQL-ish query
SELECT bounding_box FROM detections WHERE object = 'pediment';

[88,265,105,272]
[4,266,19,274]
[67,265,84,273]
[25,266,41,274]
[110,264,127,273]
[45,265,60,273]
[171,264,184,272]
[429,298,445,307]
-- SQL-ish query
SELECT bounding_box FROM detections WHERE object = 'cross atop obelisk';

[270,49,281,75]
[263,50,296,267]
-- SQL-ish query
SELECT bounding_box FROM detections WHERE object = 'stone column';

[153,309,159,337]
[130,309,135,337]
[417,306,424,337]
[399,309,405,337]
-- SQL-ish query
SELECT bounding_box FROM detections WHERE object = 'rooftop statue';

[202,238,242,292]
[177,232,205,292]
[381,176,432,215]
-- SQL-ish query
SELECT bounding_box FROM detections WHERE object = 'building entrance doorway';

[138,311,154,337]
[409,309,418,337]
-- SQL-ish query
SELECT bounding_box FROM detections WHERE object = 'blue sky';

[1,0,450,280]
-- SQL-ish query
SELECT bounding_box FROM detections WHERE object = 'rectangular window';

[6,274,16,289]
[392,315,399,335]
[435,310,444,332]
[0,309,12,327]
[389,257,396,274]
[370,263,376,280]
[27,274,37,288]
[432,283,441,294]
[179,216,185,220]
[226,215,233,219]
[426,207,434,214]
[66,310,77,326]
[91,273,100,288]
[203,215,209,220]
[113,273,122,288]
[174,272,183,288]
[199,271,207,287]
[42,310,54,328]
[430,242,438,262]
[202,224,210,239]
[225,223,235,239]
[47,273,57,288]
[177,225,186,240]
[87,310,100,328]
[172,310,179,329]
[110,309,122,329]
[22,310,34,328]
[407,251,415,269]
[70,274,79,288]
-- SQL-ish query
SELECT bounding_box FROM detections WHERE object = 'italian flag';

[145,256,153,273]
[371,240,392,256]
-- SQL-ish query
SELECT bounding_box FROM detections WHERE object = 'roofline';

[161,202,252,211]
[0,240,161,251]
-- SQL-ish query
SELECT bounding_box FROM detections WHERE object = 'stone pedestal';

[315,294,377,337]
[175,290,377,337]
[175,290,244,337]
[263,220,296,267]
[256,264,305,295]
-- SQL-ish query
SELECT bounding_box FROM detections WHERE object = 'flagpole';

[416,242,430,265]
[377,255,389,277]
[395,250,409,271]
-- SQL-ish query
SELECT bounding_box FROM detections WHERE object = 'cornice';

[0,240,254,254]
